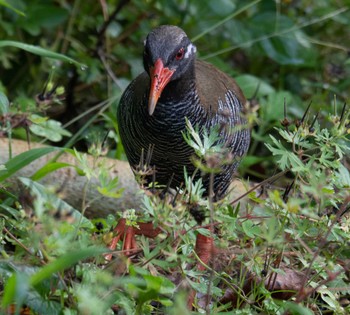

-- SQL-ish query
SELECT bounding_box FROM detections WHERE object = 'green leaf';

[197,228,212,237]
[262,91,294,122]
[1,273,17,308]
[144,274,175,295]
[29,114,72,142]
[187,278,208,295]
[336,164,350,187]
[16,4,67,36]
[239,155,267,168]
[265,138,289,170]
[262,216,281,243]
[266,135,305,171]
[260,36,305,65]
[0,91,9,114]
[0,40,85,68]
[2,273,30,309]
[0,0,25,16]
[0,146,60,182]
[242,220,260,238]
[282,301,314,315]
[0,204,19,218]
[31,162,75,181]
[278,129,313,149]
[25,291,62,315]
[251,12,316,66]
[235,74,275,98]
[136,274,175,305]
[97,183,123,199]
[30,247,104,286]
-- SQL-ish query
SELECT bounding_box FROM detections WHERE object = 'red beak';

[148,58,175,115]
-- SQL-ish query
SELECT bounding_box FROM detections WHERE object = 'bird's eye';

[175,48,184,60]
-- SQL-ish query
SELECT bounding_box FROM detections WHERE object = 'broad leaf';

[29,114,72,142]
[235,74,275,98]
[0,146,60,182]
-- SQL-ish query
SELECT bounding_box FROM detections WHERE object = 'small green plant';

[1,1,350,314]
[1,99,349,314]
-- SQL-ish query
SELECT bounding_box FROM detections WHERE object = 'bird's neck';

[159,68,196,107]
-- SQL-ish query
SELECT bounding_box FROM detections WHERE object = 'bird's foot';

[106,220,216,311]
[105,218,162,261]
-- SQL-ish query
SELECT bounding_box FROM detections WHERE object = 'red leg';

[106,219,216,311]
[105,218,162,260]
[187,229,216,309]
[195,232,215,271]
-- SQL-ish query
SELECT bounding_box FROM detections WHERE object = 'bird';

[112,25,250,285]
[117,25,250,199]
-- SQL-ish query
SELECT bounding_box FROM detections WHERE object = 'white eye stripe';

[184,43,196,59]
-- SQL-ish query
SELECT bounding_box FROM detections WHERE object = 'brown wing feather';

[194,60,245,113]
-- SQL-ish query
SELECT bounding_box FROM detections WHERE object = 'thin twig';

[95,0,130,50]
[229,170,288,206]
[3,226,46,265]
[98,49,123,89]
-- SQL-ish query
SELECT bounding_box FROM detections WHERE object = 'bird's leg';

[106,218,162,260]
[187,227,216,309]
[195,230,215,271]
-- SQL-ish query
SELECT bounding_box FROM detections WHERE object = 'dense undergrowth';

[0,0,350,314]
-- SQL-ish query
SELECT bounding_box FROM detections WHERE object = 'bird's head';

[143,25,197,115]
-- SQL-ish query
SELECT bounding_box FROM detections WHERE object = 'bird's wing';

[194,59,246,115]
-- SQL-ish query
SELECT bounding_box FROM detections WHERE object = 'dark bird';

[113,25,250,308]
[117,25,250,198]
[110,25,250,307]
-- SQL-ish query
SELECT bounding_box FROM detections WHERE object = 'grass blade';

[30,247,105,286]
[0,40,86,68]
[0,146,60,182]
